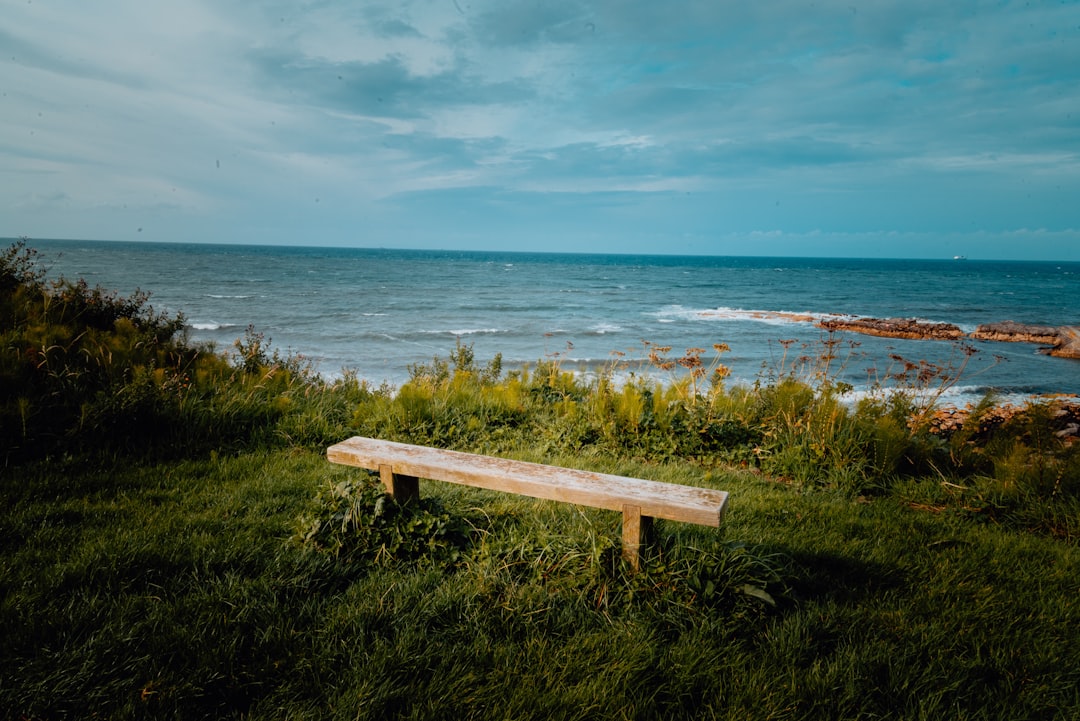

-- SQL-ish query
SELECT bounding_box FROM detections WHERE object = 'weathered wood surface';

[327,436,728,527]
[621,505,654,568]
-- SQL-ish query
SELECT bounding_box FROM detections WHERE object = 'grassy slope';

[3,449,1078,720]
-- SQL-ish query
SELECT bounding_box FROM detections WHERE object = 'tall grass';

[348,333,1078,537]
[1,241,375,462]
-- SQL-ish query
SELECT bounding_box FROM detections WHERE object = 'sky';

[2,1,1079,260]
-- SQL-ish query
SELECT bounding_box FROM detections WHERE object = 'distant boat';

[953,255,967,260]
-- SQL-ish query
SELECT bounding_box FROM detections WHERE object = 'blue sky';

[3,1,1079,259]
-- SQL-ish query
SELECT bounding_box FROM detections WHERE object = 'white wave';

[189,321,238,331]
[419,328,508,336]
[205,294,252,299]
[700,306,833,325]
[590,322,623,334]
[654,305,830,326]
[656,305,985,332]
[837,384,1038,409]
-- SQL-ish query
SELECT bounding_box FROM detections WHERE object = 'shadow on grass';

[780,546,904,606]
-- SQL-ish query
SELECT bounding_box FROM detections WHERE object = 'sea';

[22,239,1080,406]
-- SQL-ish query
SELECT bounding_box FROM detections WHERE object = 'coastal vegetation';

[2,240,1079,719]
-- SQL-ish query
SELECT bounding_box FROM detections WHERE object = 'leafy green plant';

[293,474,470,567]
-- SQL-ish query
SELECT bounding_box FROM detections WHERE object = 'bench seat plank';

[327,436,728,527]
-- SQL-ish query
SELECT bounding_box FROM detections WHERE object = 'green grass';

[3,449,1079,720]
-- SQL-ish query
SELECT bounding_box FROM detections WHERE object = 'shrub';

[0,241,364,461]
[292,474,470,567]
[2,241,196,458]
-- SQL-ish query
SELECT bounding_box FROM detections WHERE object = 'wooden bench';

[326,436,729,570]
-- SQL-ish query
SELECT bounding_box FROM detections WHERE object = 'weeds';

[292,473,470,567]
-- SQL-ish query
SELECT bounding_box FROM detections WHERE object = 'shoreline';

[696,308,1080,359]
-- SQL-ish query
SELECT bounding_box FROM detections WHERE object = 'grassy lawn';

[3,448,1078,720]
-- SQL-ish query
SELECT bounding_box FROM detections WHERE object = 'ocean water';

[26,239,1080,404]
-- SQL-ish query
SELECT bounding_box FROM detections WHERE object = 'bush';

[292,474,470,567]
[2,241,196,458]
[0,241,366,461]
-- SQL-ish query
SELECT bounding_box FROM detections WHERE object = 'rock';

[971,321,1062,345]
[718,308,1080,361]
[925,399,1080,445]
[817,316,964,341]
[1049,326,1080,359]
[969,322,1080,358]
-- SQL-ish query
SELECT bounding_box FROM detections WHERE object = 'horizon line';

[7,235,1080,264]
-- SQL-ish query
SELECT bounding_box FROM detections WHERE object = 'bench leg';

[621,505,654,572]
[379,464,419,504]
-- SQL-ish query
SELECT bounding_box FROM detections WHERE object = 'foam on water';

[589,323,624,334]
[419,328,509,336]
[188,321,239,331]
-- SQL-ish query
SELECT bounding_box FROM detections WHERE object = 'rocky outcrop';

[720,309,1080,360]
[811,317,1080,358]
[817,317,965,341]
[970,322,1080,358]
[1050,326,1080,359]
[926,397,1080,445]
[971,321,1062,345]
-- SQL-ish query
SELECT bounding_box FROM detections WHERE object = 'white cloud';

[2,0,1078,256]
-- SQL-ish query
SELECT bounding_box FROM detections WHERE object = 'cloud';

[1,0,1078,257]
[249,50,535,120]
[468,0,597,47]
